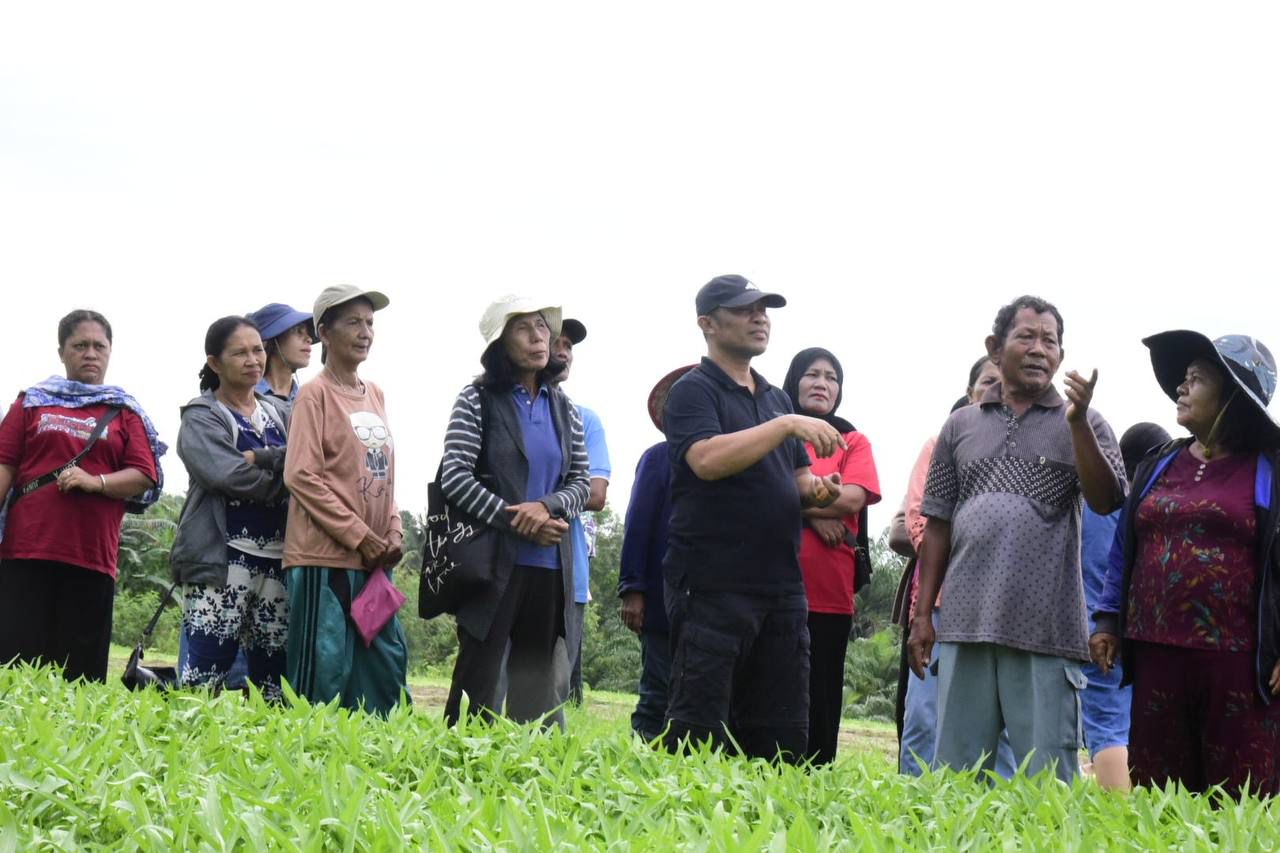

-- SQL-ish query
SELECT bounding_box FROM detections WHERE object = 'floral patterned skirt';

[180,547,288,700]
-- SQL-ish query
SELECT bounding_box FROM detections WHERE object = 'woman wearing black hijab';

[783,347,882,765]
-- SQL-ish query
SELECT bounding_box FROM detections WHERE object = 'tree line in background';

[113,496,907,721]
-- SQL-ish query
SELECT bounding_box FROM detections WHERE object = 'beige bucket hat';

[313,284,390,331]
[479,295,562,347]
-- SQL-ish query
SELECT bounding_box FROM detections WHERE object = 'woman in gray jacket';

[171,316,291,698]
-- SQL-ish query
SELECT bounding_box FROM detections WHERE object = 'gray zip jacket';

[169,391,291,586]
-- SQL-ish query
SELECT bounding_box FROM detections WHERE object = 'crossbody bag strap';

[143,581,181,639]
[12,406,123,503]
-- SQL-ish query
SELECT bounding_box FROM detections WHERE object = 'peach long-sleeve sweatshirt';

[283,372,402,570]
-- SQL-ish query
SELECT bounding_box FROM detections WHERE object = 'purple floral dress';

[1125,449,1280,798]
[1127,450,1258,650]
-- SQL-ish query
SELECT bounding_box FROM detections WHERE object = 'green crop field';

[0,666,1275,851]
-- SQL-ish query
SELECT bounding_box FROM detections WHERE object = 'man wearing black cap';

[491,316,611,721]
[661,274,845,762]
[548,318,610,705]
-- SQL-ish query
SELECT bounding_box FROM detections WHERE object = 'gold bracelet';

[99,474,107,494]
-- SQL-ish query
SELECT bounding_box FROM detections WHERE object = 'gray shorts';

[933,642,1086,783]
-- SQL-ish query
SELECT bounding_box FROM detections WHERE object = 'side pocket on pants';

[1063,662,1088,749]
[667,620,740,728]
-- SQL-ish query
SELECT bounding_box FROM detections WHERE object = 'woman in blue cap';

[247,303,316,404]
[1091,332,1280,798]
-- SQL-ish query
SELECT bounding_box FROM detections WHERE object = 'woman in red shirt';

[784,347,881,765]
[0,309,163,682]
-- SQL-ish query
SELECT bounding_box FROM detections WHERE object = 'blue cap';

[247,303,316,342]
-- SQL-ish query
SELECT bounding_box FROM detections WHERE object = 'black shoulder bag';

[419,387,501,619]
[121,581,180,690]
[6,406,122,509]
[848,506,874,595]
[824,418,874,595]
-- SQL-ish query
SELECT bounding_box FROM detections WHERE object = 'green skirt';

[285,566,408,716]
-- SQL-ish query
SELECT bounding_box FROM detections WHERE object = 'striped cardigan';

[441,384,591,524]
[440,382,591,641]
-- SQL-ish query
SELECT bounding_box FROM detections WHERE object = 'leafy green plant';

[111,590,182,653]
[116,494,183,599]
[843,627,900,722]
[1,664,1276,851]
[854,528,906,639]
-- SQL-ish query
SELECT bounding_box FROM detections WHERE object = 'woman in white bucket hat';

[437,295,590,729]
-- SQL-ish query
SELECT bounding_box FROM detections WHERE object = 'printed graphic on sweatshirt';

[36,412,110,442]
[350,411,391,481]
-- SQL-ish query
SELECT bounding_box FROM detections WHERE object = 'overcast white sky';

[2,3,1278,531]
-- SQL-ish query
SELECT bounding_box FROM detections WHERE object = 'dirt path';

[114,653,898,762]
[404,683,898,760]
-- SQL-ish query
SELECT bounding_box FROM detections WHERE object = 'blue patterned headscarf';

[19,375,168,512]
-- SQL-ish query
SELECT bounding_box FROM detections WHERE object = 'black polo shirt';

[662,357,812,594]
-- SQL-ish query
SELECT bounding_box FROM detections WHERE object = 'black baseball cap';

[695,274,786,317]
[560,318,587,344]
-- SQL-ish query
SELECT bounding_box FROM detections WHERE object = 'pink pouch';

[350,568,407,647]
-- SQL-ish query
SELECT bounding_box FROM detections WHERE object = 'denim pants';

[632,629,671,740]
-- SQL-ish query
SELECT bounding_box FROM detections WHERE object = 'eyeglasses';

[354,425,389,442]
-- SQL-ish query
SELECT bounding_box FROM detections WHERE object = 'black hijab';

[784,347,855,434]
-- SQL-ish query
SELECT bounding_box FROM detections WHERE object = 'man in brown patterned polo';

[907,295,1126,782]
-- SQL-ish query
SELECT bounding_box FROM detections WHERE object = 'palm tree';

[117,494,183,602]
[397,509,428,572]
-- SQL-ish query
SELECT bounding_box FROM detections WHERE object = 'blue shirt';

[569,405,611,603]
[255,376,299,402]
[618,441,673,633]
[224,404,289,557]
[513,384,564,569]
[1081,506,1119,634]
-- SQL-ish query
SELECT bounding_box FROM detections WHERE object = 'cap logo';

[743,281,758,291]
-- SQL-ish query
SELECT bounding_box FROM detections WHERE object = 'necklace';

[326,367,365,394]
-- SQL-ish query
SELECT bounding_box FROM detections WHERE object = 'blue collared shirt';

[569,405,611,603]
[256,376,299,402]
[513,384,564,569]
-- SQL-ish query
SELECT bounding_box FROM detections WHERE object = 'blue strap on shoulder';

[1257,454,1272,511]
[1139,451,1179,501]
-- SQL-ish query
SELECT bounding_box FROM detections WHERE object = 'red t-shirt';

[0,397,158,579]
[799,430,881,615]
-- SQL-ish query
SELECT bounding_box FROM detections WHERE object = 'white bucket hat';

[479,296,562,347]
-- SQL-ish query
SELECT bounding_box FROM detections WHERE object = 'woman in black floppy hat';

[1091,332,1280,798]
